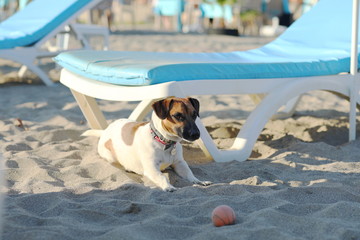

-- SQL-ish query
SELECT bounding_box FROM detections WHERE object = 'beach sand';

[2,32,360,239]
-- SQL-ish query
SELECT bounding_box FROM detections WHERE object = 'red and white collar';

[150,121,176,150]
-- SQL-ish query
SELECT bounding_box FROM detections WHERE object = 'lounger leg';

[18,65,27,78]
[70,89,108,129]
[195,118,220,160]
[349,76,359,141]
[230,77,349,162]
[272,95,302,119]
[24,63,54,86]
[230,91,294,161]
[0,49,54,86]
[69,24,110,50]
[250,94,301,119]
[128,99,157,121]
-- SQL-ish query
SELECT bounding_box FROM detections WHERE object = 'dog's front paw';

[193,180,212,186]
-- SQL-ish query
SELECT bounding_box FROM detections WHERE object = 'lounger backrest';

[0,0,97,49]
[238,0,358,63]
[274,0,356,51]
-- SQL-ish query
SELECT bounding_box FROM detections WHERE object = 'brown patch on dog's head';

[152,97,200,141]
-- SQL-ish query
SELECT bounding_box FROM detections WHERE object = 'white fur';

[82,129,103,137]
[85,113,211,191]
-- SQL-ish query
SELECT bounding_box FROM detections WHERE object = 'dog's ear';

[152,99,172,119]
[188,97,200,117]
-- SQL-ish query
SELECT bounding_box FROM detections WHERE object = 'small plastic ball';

[211,205,236,227]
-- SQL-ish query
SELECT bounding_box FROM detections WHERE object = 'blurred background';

[0,0,318,37]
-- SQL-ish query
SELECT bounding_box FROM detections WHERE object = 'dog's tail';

[82,129,103,138]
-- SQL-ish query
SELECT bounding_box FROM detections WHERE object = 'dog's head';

[152,97,200,142]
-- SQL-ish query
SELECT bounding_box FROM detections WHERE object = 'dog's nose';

[185,129,200,141]
[182,124,200,141]
[190,131,200,140]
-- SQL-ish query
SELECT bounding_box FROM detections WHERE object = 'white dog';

[84,97,212,191]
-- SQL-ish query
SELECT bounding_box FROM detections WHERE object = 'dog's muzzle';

[182,123,200,142]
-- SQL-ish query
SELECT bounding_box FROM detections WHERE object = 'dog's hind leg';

[98,139,117,164]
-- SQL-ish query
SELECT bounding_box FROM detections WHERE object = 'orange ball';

[211,205,236,227]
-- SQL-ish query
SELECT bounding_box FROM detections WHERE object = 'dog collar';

[150,121,176,151]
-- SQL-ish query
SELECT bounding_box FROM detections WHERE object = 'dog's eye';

[172,113,184,122]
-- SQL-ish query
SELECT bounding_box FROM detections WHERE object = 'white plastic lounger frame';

[350,0,360,141]
[60,0,360,162]
[0,0,109,86]
[60,73,356,162]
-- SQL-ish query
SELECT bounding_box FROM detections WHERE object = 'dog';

[83,97,212,192]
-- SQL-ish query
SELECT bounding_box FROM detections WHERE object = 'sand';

[1,31,360,240]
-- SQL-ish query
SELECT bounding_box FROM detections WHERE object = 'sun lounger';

[55,0,360,162]
[0,0,109,86]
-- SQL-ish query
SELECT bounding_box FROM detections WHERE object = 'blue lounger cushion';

[54,0,358,86]
[0,0,92,49]
[54,50,351,86]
